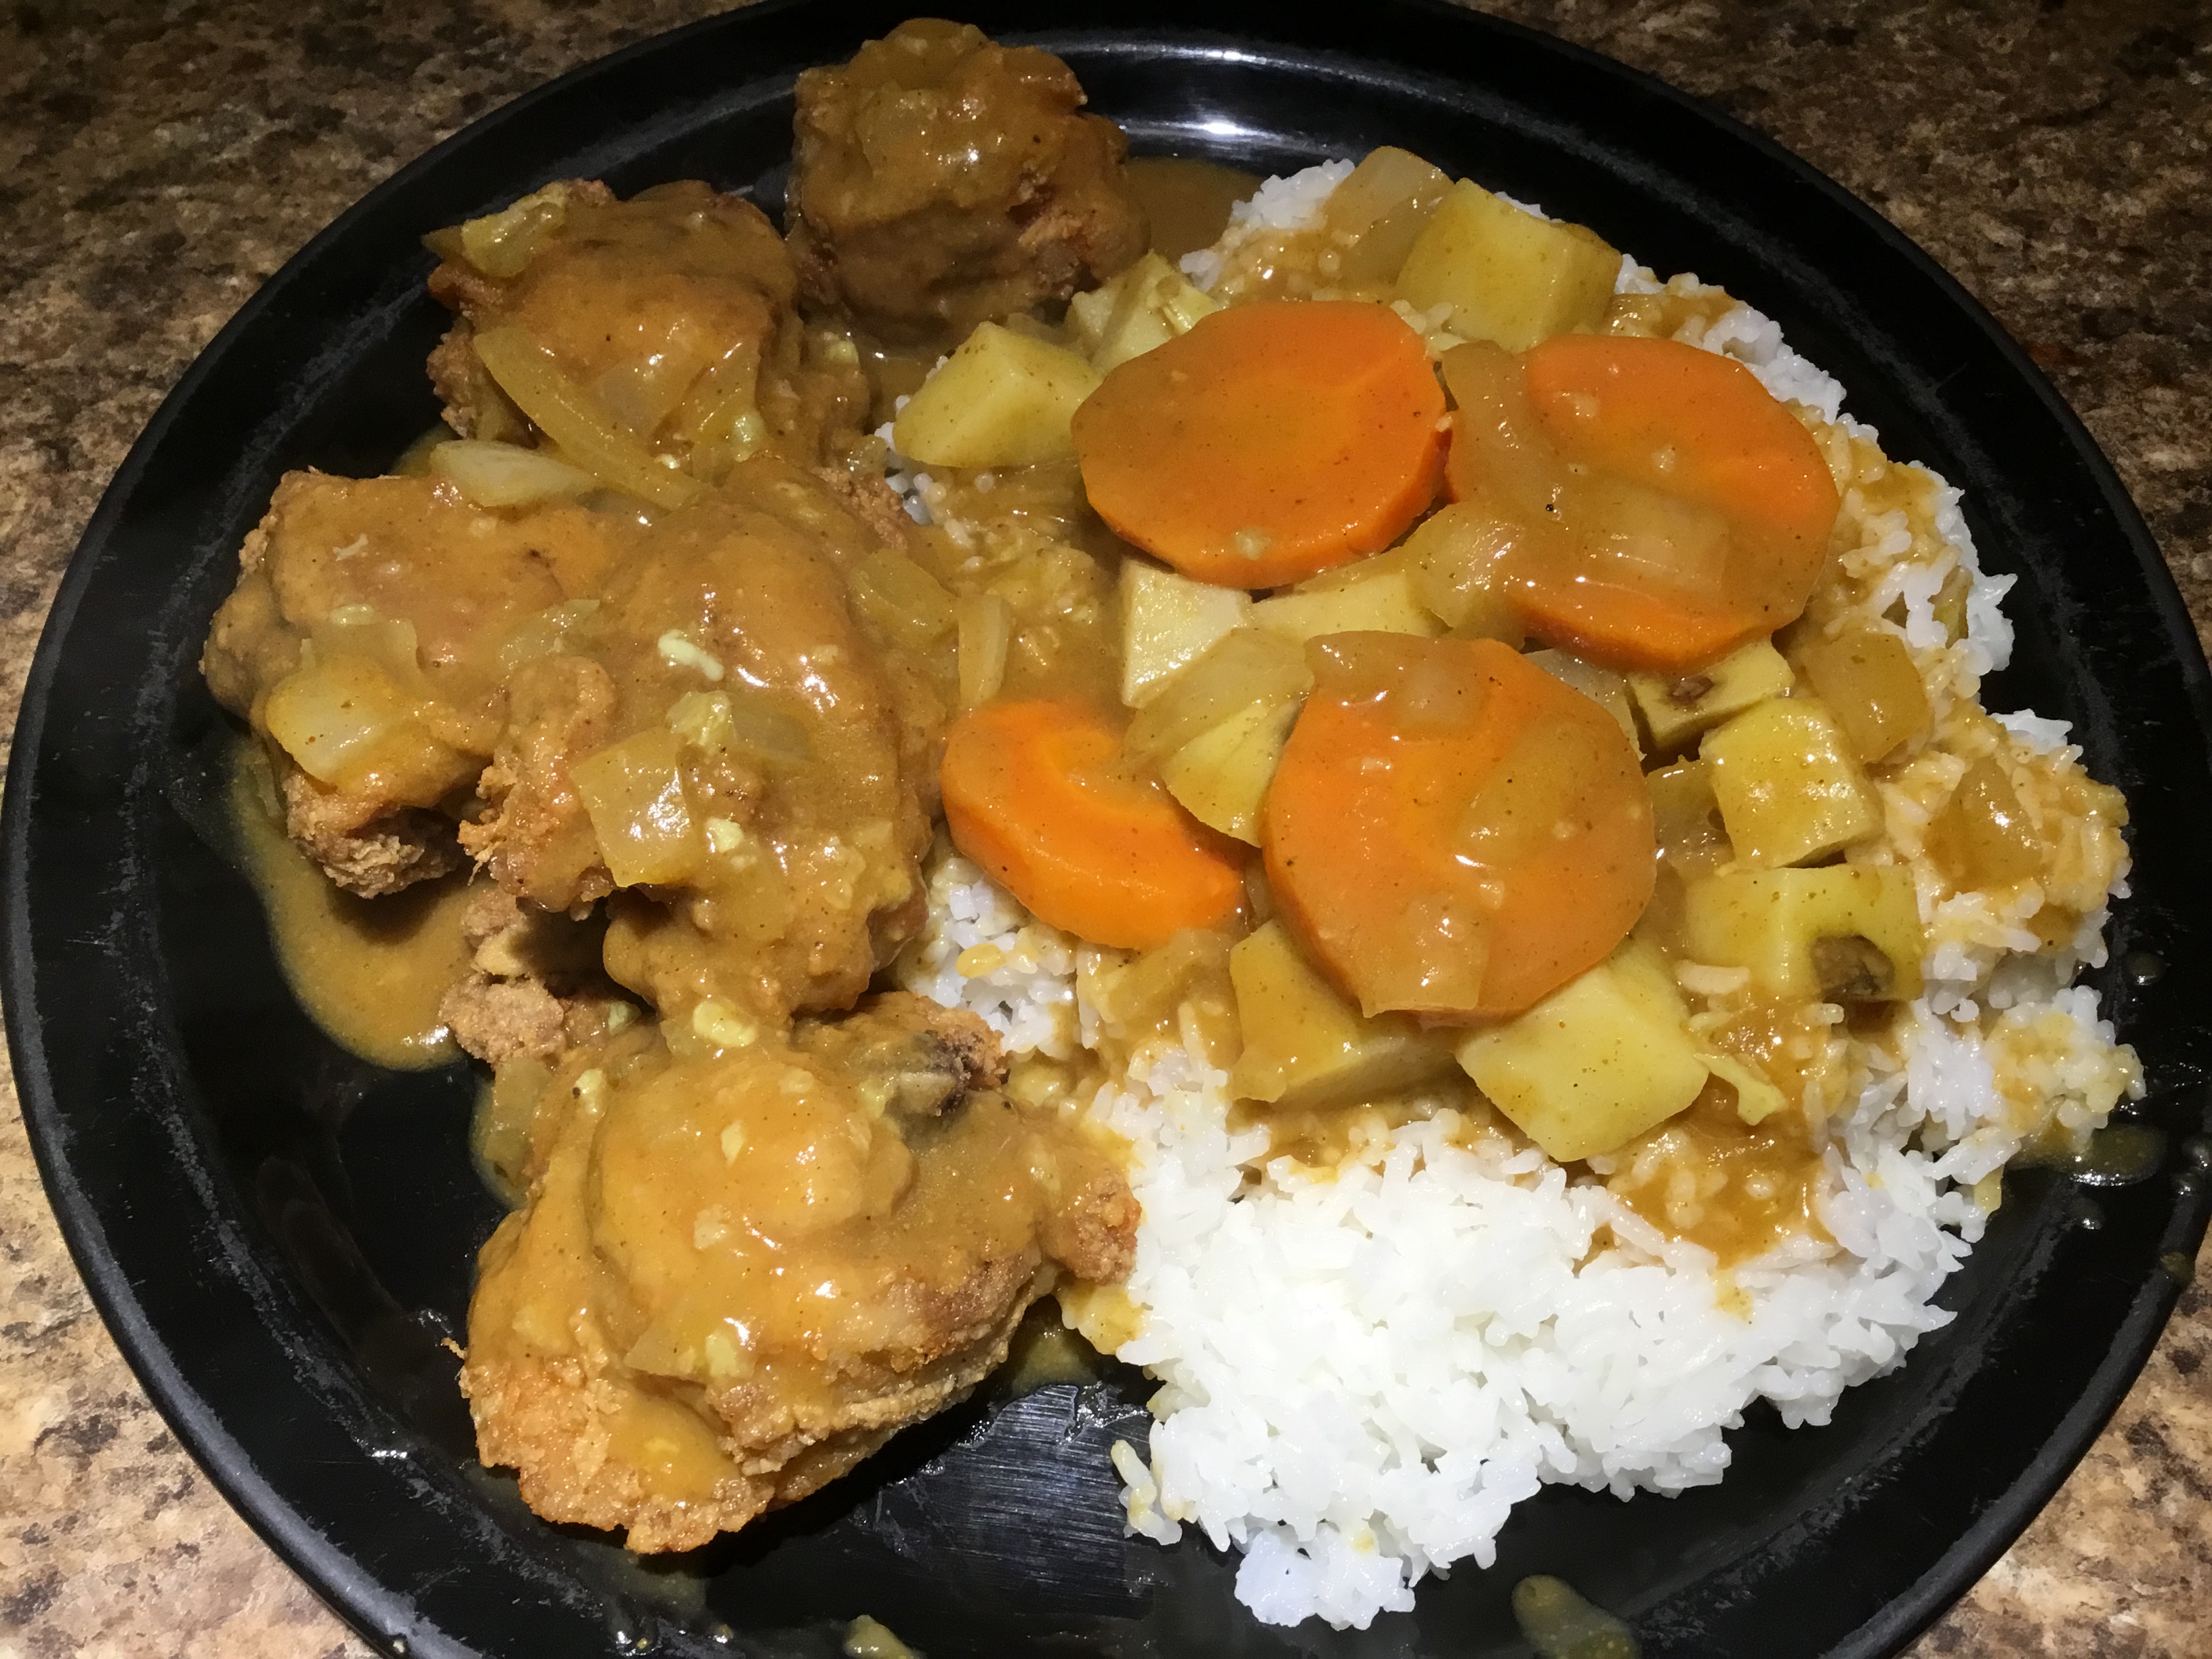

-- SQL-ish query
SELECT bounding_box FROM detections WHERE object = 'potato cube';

[1068,252,1221,373]
[890,322,1102,468]
[1454,938,1710,1162]
[1252,554,1442,644]
[1125,628,1311,760]
[1394,180,1620,352]
[1229,921,1458,1109]
[1525,648,1638,745]
[1121,561,1254,708]
[1700,696,1880,867]
[572,726,705,888]
[1162,699,1300,844]
[1629,638,1795,753]
[1680,865,1925,1002]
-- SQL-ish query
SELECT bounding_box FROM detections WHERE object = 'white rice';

[1178,159,1354,292]
[895,163,2142,1631]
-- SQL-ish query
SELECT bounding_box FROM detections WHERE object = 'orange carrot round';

[1073,300,1446,588]
[941,699,1246,950]
[1444,334,1839,674]
[1263,633,1654,1020]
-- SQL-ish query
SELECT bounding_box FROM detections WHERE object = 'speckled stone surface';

[0,2,2205,1655]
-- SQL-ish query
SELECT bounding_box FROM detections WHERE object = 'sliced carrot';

[1442,335,1839,674]
[941,699,1246,950]
[1072,300,1446,588]
[1263,633,1654,1020]
[1523,333,1839,541]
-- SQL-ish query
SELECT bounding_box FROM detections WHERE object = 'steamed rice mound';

[895,165,2140,1631]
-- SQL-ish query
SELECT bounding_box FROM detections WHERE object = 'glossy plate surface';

[6,3,2209,1656]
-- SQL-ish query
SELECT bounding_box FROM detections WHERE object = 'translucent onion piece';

[588,325,714,439]
[471,325,701,509]
[667,689,812,769]
[1322,147,1452,287]
[1125,628,1311,761]
[498,599,601,676]
[430,438,596,508]
[851,550,956,649]
[456,183,571,280]
[956,592,1012,709]
[262,655,411,783]
[571,726,705,888]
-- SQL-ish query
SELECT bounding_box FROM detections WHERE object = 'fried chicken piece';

[456,651,621,914]
[279,767,461,899]
[425,178,870,470]
[810,464,912,550]
[461,1015,1133,1552]
[576,479,944,1026]
[794,991,1005,1118]
[201,472,626,896]
[438,886,628,1066]
[785,19,1147,348]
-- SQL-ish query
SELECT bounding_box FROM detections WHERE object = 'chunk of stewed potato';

[1700,696,1880,867]
[1252,550,1441,644]
[1120,562,1254,708]
[1394,180,1620,352]
[1680,865,1925,1002]
[1228,920,1459,1110]
[891,322,1101,468]
[1160,698,1300,844]
[1788,625,1933,764]
[1454,937,1710,1162]
[1124,627,1312,762]
[1067,251,1221,373]
[1629,637,1795,754]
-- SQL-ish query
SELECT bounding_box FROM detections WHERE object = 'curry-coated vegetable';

[1072,300,1446,588]
[940,699,1246,950]
[1262,632,1654,1020]
[1442,335,1839,674]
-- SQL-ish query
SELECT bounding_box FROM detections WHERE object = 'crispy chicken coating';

[785,19,1147,348]
[462,1003,1132,1552]
[206,28,1145,1558]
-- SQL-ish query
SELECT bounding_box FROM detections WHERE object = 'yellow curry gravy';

[228,740,472,1069]
[1124,157,1260,264]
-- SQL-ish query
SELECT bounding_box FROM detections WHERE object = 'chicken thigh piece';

[785,18,1148,348]
[425,178,871,474]
[460,999,1134,1552]
[201,471,632,896]
[456,459,949,1019]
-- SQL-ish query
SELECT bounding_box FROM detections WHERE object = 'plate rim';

[5,3,2206,1656]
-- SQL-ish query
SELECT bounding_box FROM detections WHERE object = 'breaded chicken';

[785,18,1147,348]
[461,1003,1133,1551]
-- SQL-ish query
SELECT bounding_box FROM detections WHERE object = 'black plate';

[8,3,2210,1656]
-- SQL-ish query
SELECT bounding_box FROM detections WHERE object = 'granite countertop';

[0,1,2205,1654]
